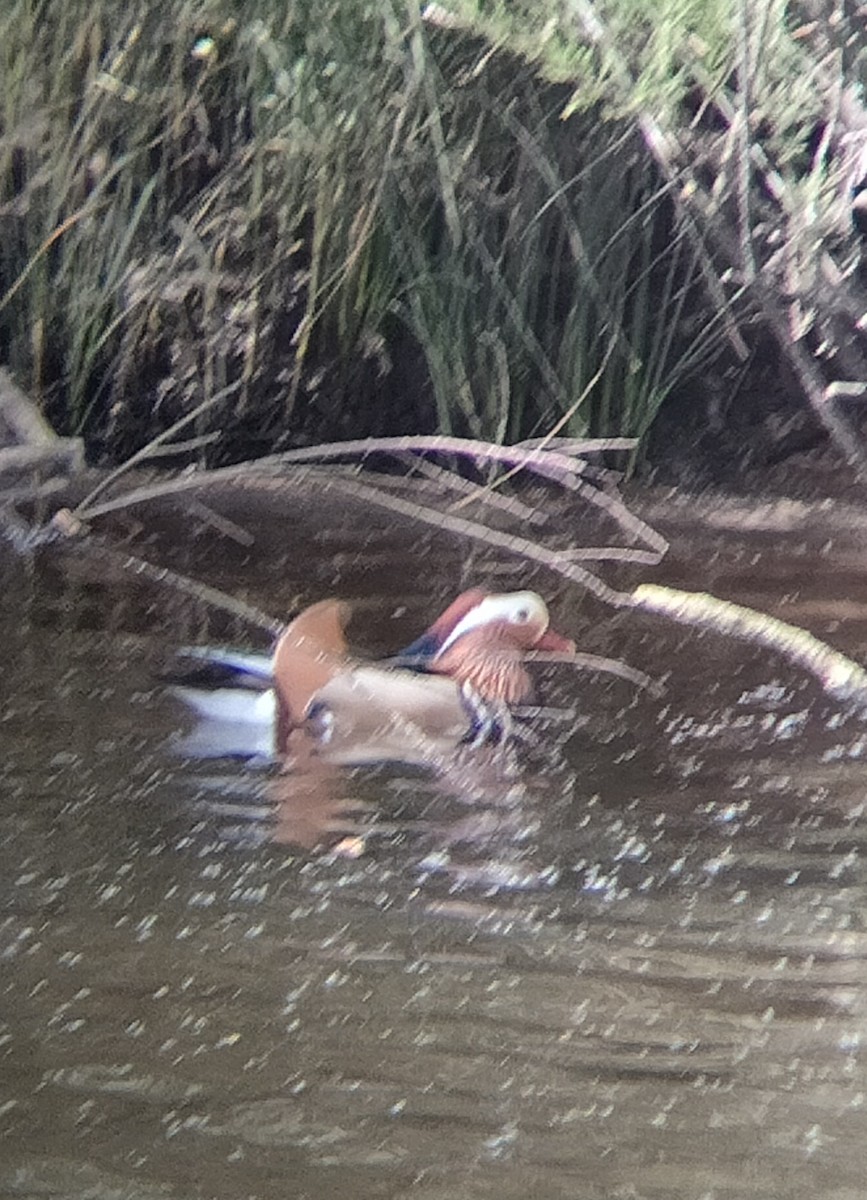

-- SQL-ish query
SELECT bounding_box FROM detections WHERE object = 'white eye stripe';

[435,591,548,655]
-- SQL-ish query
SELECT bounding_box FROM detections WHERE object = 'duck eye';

[515,608,530,622]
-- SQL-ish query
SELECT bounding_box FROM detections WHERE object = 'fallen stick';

[633,583,867,702]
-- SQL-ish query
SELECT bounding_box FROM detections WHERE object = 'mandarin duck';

[172,588,573,764]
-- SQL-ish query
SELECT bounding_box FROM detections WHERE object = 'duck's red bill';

[535,627,576,654]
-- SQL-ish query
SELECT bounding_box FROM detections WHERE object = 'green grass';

[0,0,822,463]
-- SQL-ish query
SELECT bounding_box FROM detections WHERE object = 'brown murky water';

[1,485,865,1199]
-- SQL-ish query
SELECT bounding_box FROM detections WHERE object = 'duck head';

[427,590,575,706]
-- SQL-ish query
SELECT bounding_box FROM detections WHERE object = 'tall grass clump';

[0,0,818,463]
[385,29,733,448]
[0,0,421,454]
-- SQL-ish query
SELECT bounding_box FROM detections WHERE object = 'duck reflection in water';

[172,588,575,851]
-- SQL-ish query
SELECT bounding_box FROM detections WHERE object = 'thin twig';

[142,433,222,458]
[560,547,666,564]
[516,436,638,454]
[396,456,549,527]
[51,463,268,522]
[258,436,668,556]
[70,379,243,520]
[323,474,635,607]
[183,498,256,546]
[530,649,661,694]
[447,341,625,513]
[81,537,282,636]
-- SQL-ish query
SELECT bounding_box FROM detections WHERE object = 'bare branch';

[634,583,867,702]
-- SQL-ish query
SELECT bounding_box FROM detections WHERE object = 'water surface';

[1,486,865,1199]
